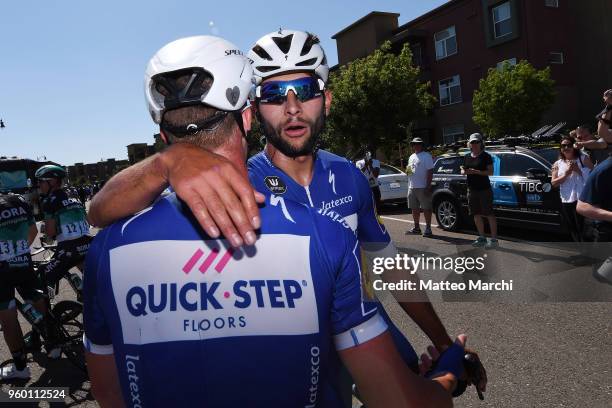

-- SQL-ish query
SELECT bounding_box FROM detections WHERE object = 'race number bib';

[0,240,28,259]
[0,240,15,259]
[61,220,90,239]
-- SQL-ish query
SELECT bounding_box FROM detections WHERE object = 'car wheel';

[435,197,461,231]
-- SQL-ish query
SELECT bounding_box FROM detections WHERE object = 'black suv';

[431,145,566,233]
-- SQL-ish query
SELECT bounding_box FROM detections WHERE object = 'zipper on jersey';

[304,186,314,207]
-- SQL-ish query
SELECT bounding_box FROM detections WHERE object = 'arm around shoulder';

[88,152,170,227]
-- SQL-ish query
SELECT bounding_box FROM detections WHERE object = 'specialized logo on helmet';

[224,49,243,56]
[264,176,287,194]
[226,86,241,106]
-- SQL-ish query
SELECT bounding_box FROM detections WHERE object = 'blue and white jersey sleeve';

[83,228,114,355]
[315,214,388,351]
[347,164,390,245]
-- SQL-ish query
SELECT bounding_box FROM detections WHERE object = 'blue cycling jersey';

[249,150,418,368]
[249,150,390,245]
[83,193,387,408]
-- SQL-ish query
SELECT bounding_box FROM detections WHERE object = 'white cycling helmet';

[248,29,329,85]
[145,35,253,124]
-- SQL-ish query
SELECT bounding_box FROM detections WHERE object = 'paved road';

[1,207,610,407]
[357,206,612,407]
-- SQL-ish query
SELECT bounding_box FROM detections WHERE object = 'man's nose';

[285,90,302,116]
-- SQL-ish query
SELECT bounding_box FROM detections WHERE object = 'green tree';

[328,41,435,158]
[472,60,556,138]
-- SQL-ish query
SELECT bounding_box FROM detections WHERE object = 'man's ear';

[159,130,170,145]
[241,105,253,132]
[324,90,332,116]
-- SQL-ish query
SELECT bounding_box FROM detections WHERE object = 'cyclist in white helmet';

[84,34,468,408]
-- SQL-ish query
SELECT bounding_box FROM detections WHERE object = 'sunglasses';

[255,76,324,105]
[470,141,481,144]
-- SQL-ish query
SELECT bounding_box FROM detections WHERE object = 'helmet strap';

[160,111,229,139]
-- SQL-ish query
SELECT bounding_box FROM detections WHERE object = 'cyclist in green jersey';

[0,192,46,379]
[35,165,91,288]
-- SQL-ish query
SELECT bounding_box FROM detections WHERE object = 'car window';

[532,148,558,166]
[379,164,401,175]
[499,153,548,176]
[433,157,462,175]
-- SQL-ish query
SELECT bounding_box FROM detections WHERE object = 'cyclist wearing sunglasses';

[83,35,466,408]
[88,30,485,401]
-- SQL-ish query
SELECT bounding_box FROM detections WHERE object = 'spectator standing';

[355,151,382,211]
[406,137,434,237]
[462,133,498,249]
[551,135,593,242]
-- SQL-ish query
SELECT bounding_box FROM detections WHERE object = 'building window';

[434,26,457,60]
[549,52,564,64]
[442,124,465,144]
[545,0,559,7]
[496,57,517,70]
[492,2,512,38]
[439,75,462,106]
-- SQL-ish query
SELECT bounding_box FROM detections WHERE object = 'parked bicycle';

[17,245,86,372]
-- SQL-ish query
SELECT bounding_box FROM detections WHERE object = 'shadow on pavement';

[1,352,93,407]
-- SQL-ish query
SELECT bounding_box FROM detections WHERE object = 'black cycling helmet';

[35,165,67,180]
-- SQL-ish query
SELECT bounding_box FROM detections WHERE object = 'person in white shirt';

[551,135,593,242]
[406,138,434,237]
[356,151,382,210]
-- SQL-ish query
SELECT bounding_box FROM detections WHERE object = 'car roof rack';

[431,122,565,154]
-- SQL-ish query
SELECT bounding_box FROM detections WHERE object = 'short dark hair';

[162,105,237,149]
[158,71,237,149]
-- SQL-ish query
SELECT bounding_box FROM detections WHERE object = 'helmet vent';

[300,34,320,56]
[256,65,280,73]
[272,34,293,54]
[296,58,317,67]
[252,45,273,61]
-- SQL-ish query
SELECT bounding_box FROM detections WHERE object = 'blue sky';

[0,0,447,165]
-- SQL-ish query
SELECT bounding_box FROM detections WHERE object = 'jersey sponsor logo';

[328,170,337,195]
[264,176,287,195]
[0,206,26,220]
[125,354,143,408]
[110,235,318,345]
[305,346,320,408]
[61,198,82,207]
[319,195,353,212]
[270,195,295,223]
[317,207,351,231]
